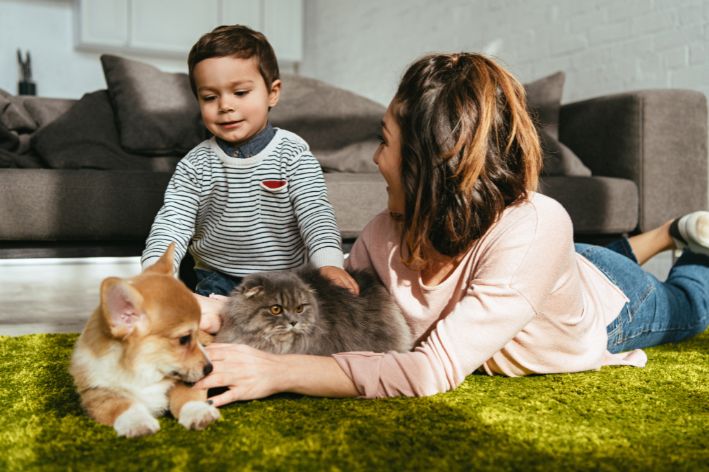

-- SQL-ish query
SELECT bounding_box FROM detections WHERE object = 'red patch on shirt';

[262,180,287,190]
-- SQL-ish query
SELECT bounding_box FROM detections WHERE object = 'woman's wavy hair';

[187,24,280,96]
[393,53,542,269]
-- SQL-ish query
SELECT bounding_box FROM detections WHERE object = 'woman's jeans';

[576,240,709,353]
[194,268,243,297]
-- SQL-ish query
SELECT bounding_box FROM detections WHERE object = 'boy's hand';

[319,266,359,295]
[194,293,229,334]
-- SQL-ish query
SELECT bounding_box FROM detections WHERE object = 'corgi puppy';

[70,244,219,437]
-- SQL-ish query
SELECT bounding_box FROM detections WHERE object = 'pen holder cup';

[18,80,36,96]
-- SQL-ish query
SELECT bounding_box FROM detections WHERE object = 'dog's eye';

[295,305,304,313]
[269,305,283,315]
[179,334,191,345]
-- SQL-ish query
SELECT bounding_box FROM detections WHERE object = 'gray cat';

[215,266,413,355]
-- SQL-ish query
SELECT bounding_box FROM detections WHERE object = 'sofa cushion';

[32,90,179,171]
[0,169,173,240]
[101,54,206,156]
[271,75,384,173]
[524,72,591,177]
[324,173,388,238]
[539,176,638,234]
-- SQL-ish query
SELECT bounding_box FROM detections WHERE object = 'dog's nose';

[203,363,213,376]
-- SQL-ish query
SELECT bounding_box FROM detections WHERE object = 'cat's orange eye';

[269,305,283,315]
[295,305,304,313]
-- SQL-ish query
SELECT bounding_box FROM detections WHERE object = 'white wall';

[7,0,707,104]
[301,0,709,106]
[0,0,188,98]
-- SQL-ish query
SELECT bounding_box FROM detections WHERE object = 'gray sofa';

[0,55,706,262]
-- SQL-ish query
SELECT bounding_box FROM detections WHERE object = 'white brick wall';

[301,0,708,275]
[302,0,709,106]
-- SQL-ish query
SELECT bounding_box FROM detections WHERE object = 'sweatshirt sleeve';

[287,151,344,268]
[141,158,201,275]
[332,283,537,398]
[332,204,557,398]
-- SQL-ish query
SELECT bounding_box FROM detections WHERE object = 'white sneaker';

[671,211,709,257]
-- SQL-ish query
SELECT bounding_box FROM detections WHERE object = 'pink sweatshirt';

[333,193,647,398]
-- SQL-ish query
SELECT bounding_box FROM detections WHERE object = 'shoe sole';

[682,211,709,256]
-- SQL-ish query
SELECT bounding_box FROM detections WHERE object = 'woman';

[195,53,709,404]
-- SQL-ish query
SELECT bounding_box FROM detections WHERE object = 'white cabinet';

[262,0,303,64]
[221,0,262,30]
[75,0,129,48]
[74,0,303,63]
[130,0,219,54]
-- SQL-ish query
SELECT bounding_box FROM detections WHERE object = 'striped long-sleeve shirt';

[141,129,344,276]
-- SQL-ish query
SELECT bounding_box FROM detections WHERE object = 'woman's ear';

[268,79,282,108]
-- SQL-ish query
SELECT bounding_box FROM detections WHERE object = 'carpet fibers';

[0,332,707,471]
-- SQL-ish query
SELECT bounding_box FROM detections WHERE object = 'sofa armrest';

[559,90,707,232]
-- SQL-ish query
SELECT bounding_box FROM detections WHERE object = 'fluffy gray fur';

[215,267,413,355]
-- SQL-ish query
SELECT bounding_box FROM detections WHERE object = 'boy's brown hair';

[187,24,280,96]
[393,53,542,269]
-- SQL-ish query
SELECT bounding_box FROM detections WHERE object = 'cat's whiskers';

[214,266,412,354]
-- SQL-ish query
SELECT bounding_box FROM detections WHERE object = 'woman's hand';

[193,344,360,407]
[194,343,284,406]
[194,293,229,334]
[319,266,360,295]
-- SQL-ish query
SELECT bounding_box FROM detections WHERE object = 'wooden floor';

[0,252,673,337]
[0,256,141,336]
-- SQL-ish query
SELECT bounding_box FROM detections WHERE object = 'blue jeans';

[194,269,243,296]
[576,240,709,353]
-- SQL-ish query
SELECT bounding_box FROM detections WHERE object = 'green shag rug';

[0,333,707,472]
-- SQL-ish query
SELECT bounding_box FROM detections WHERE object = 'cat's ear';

[303,283,317,295]
[237,278,264,298]
[243,286,263,298]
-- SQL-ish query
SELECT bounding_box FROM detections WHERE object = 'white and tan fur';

[70,244,219,437]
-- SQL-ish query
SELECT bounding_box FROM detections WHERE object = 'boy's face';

[193,56,281,145]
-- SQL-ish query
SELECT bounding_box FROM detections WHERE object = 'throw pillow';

[524,71,565,140]
[0,89,36,132]
[0,123,19,151]
[0,148,18,168]
[101,54,206,155]
[270,74,384,173]
[538,129,591,177]
[22,97,76,128]
[32,90,179,171]
[523,71,591,176]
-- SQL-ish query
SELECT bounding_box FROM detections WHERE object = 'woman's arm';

[332,201,571,398]
[194,293,359,405]
[194,344,359,406]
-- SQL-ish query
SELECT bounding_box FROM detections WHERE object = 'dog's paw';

[113,404,160,437]
[178,400,221,430]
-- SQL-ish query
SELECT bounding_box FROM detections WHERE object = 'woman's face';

[374,102,405,216]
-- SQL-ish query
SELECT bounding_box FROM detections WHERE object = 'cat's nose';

[289,321,297,327]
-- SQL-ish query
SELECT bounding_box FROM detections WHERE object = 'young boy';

[142,25,357,296]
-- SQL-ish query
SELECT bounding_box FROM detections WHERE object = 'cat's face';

[226,272,320,344]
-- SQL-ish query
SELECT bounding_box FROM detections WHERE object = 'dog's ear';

[144,243,175,276]
[101,277,148,338]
